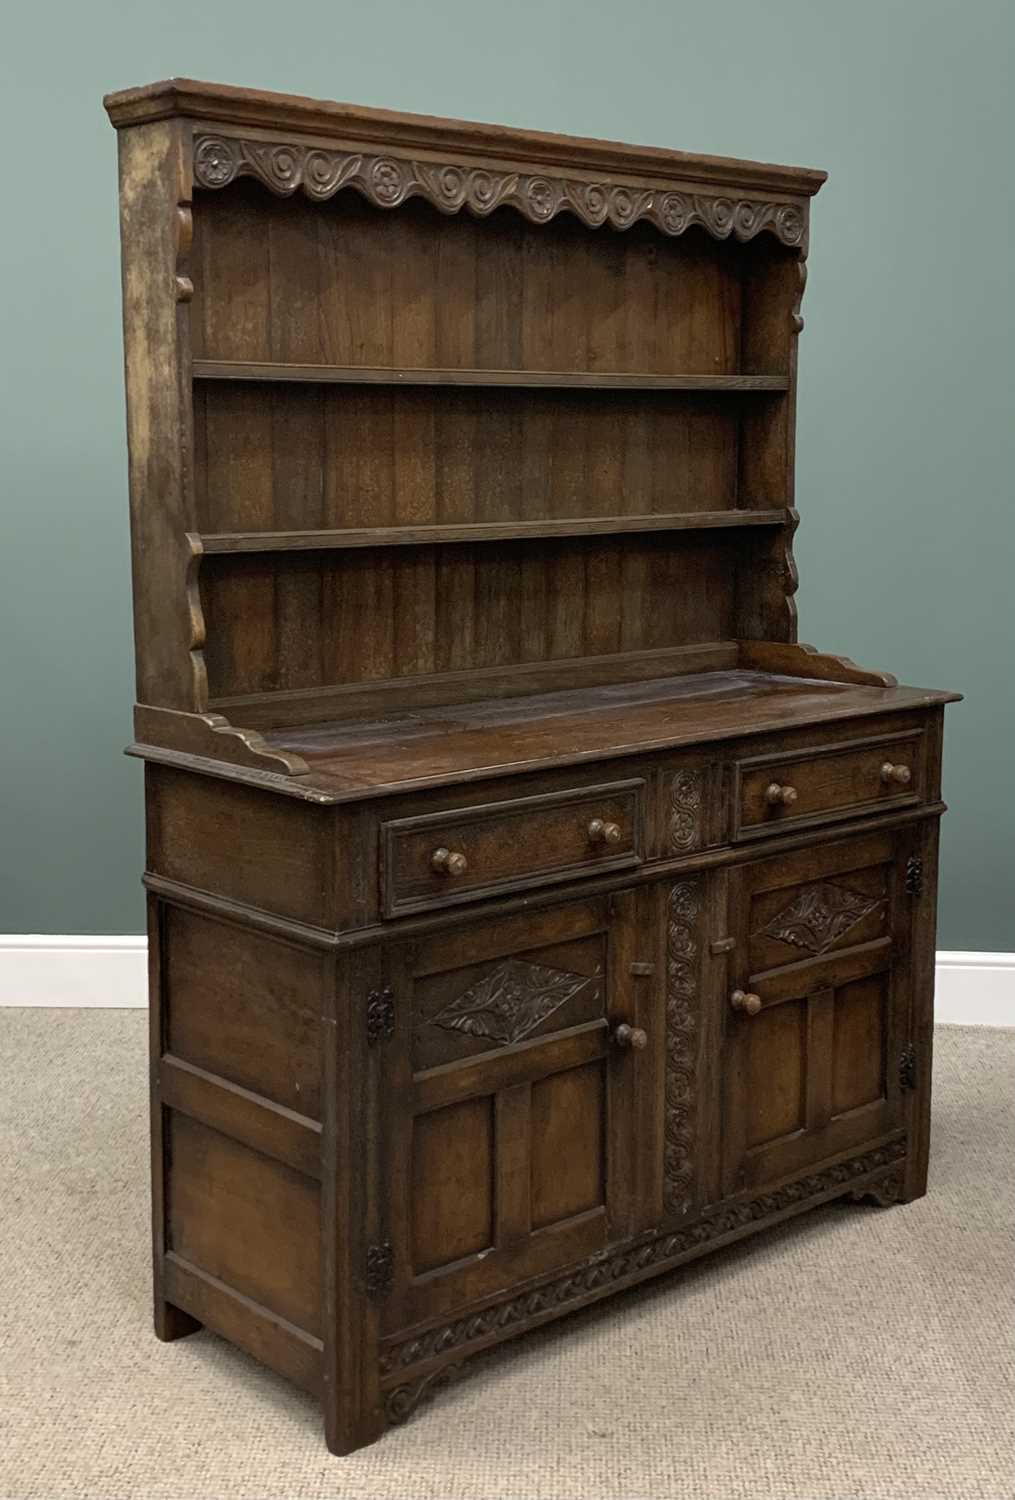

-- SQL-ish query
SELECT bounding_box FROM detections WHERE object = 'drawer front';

[735,731,922,840]
[382,780,644,916]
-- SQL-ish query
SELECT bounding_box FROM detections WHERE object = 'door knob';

[431,847,468,876]
[588,818,623,846]
[765,783,798,807]
[612,1022,648,1050]
[730,989,763,1016]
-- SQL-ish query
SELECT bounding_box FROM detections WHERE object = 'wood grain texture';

[107,80,957,1459]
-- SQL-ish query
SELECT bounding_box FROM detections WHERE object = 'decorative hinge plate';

[899,1043,917,1091]
[904,856,924,897]
[366,986,395,1045]
[366,1240,394,1300]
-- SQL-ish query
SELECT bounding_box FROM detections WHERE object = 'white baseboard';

[0,936,148,1008]
[0,936,1012,1026]
[932,951,1015,1029]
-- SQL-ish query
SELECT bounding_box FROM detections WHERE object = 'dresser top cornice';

[103,77,827,200]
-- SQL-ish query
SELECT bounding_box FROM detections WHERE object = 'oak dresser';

[104,77,959,1454]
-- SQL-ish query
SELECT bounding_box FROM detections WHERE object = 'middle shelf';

[192,360,791,392]
[197,509,790,554]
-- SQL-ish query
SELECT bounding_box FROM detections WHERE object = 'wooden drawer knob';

[588,818,623,846]
[730,989,763,1016]
[765,783,798,808]
[880,762,912,786]
[431,847,468,876]
[613,1022,648,1050]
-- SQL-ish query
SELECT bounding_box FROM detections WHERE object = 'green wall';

[1,0,1011,947]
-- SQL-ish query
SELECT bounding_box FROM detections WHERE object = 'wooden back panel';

[189,187,801,717]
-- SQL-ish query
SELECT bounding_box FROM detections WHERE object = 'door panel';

[383,891,647,1331]
[411,1097,494,1273]
[530,1061,605,1229]
[722,832,910,1196]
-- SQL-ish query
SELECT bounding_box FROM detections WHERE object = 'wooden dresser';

[104,78,959,1455]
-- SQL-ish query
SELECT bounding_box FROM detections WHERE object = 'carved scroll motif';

[664,880,702,1216]
[192,134,809,249]
[668,769,704,854]
[384,1362,467,1425]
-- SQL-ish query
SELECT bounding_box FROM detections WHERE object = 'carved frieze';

[192,133,808,248]
[664,880,702,1216]
[758,880,885,955]
[431,959,597,1047]
[379,1137,907,1380]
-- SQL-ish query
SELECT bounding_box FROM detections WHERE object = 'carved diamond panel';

[758,881,885,955]
[431,959,597,1047]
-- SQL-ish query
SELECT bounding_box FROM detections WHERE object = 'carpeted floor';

[0,1013,1011,1500]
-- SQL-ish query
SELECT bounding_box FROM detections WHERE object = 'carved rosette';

[192,134,808,249]
[668,769,704,854]
[379,1137,907,1380]
[664,880,702,1216]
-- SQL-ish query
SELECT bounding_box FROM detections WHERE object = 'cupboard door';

[381,892,649,1331]
[722,831,911,1196]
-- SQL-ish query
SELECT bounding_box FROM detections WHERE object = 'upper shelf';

[198,509,790,555]
[192,360,790,393]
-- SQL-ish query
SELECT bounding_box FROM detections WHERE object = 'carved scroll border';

[664,879,702,1216]
[379,1136,907,1389]
[192,133,808,249]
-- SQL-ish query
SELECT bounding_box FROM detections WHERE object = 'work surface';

[1,1012,1009,1500]
[261,670,956,799]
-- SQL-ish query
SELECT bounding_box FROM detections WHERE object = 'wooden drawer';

[734,730,922,840]
[381,780,644,916]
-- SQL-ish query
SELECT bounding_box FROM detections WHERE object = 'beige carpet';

[0,1013,1011,1500]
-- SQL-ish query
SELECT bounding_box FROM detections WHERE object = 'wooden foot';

[849,1169,906,1208]
[154,1298,202,1342]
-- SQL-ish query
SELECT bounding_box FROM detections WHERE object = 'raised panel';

[743,999,806,1148]
[832,975,887,1115]
[412,934,606,1072]
[163,907,322,1116]
[530,1062,605,1229]
[167,1113,321,1334]
[411,1097,494,1274]
[747,862,889,974]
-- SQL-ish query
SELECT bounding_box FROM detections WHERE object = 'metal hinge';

[365,1240,394,1300]
[904,856,924,897]
[366,986,395,1045]
[899,1044,917,1091]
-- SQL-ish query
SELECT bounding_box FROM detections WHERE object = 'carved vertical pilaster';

[664,879,703,1216]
